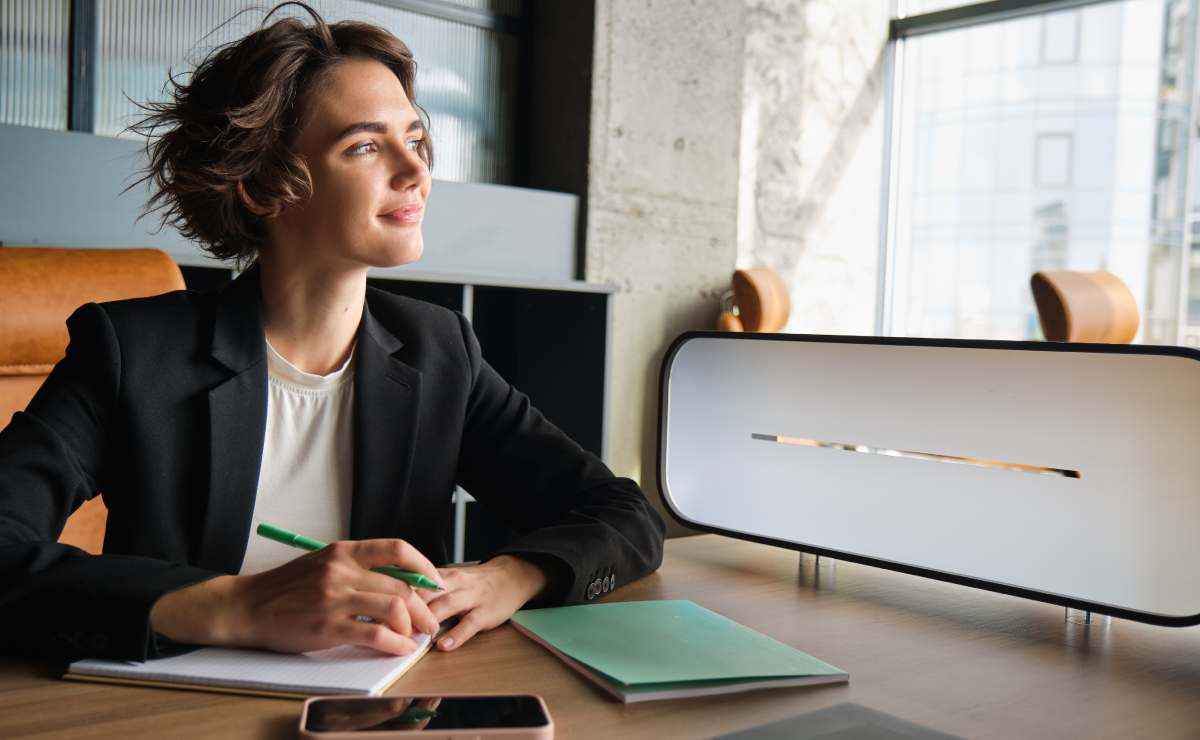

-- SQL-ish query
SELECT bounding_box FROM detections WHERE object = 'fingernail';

[440,637,455,649]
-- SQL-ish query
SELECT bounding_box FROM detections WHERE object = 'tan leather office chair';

[0,247,186,554]
[1030,270,1139,343]
[718,268,791,332]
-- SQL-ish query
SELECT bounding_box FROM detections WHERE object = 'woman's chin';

[369,241,424,269]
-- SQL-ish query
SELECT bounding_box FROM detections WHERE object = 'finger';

[412,697,440,731]
[348,539,443,586]
[420,569,455,602]
[402,587,441,635]
[386,698,413,713]
[345,699,413,732]
[343,591,413,636]
[354,567,416,598]
[419,569,464,604]
[427,590,472,623]
[350,569,439,635]
[437,611,485,651]
[336,619,419,655]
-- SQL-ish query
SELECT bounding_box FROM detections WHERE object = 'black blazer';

[0,268,664,662]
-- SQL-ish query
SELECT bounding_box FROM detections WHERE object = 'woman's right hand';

[149,539,444,655]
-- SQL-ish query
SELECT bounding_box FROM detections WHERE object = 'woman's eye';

[347,141,377,156]
[405,138,424,152]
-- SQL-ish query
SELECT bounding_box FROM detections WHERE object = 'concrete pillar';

[587,0,746,534]
[586,0,886,534]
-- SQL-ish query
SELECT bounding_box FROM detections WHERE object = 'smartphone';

[298,694,554,739]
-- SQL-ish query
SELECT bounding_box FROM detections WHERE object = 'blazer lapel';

[196,268,268,573]
[349,303,422,540]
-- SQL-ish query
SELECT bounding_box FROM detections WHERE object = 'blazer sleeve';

[0,303,220,662]
[452,312,665,605]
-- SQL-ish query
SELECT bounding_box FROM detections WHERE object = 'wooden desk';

[3,535,1200,738]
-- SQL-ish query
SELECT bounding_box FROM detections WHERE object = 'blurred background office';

[1,0,1194,534]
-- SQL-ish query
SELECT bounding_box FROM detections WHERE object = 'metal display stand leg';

[1065,607,1111,627]
[799,553,837,588]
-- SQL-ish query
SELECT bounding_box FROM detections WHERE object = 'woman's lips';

[379,204,424,224]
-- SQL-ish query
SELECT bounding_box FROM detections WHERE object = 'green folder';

[510,600,847,703]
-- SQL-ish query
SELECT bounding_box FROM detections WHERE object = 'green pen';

[397,708,439,722]
[255,522,443,591]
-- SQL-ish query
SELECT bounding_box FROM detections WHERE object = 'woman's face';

[270,58,431,271]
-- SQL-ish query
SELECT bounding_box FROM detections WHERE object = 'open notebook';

[64,634,432,699]
[510,600,847,703]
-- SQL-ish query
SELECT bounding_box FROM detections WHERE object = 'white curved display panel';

[658,332,1200,625]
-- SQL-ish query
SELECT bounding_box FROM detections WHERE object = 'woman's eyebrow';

[332,119,425,142]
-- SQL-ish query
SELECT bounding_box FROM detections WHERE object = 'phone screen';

[304,696,549,733]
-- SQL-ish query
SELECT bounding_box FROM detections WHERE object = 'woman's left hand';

[424,555,547,651]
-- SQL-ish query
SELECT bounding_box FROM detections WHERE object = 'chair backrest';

[1030,270,1139,343]
[0,247,186,553]
[718,268,791,332]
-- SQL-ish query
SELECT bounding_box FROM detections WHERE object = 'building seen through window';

[887,0,1195,344]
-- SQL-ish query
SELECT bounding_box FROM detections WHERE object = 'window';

[884,0,1196,344]
[1035,133,1072,187]
[0,0,69,130]
[0,0,524,184]
[1041,9,1080,63]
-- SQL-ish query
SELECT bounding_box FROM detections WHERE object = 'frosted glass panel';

[94,0,517,183]
[0,0,69,130]
[439,0,524,15]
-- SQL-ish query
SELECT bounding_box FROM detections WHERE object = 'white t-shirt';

[239,341,356,575]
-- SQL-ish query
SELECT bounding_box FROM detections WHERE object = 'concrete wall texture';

[586,0,888,534]
[586,0,747,535]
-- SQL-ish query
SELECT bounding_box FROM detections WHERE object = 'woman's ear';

[236,180,275,217]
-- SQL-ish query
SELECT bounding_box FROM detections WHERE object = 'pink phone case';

[298,694,554,739]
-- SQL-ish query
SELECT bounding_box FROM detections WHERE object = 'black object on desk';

[713,703,962,740]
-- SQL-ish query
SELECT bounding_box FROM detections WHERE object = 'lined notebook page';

[67,634,431,696]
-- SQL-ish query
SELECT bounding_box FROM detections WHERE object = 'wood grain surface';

[3,534,1199,739]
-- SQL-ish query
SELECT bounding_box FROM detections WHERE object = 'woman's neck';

[257,254,367,376]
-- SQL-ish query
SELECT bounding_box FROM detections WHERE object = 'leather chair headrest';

[1030,270,1139,343]
[721,268,791,333]
[0,247,185,374]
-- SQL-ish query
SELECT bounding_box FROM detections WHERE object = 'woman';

[0,4,664,662]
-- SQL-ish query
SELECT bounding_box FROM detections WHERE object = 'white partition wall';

[0,124,578,284]
[658,332,1200,626]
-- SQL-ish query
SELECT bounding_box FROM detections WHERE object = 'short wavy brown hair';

[131,2,432,267]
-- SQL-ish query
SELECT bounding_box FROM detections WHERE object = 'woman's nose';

[390,149,427,190]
